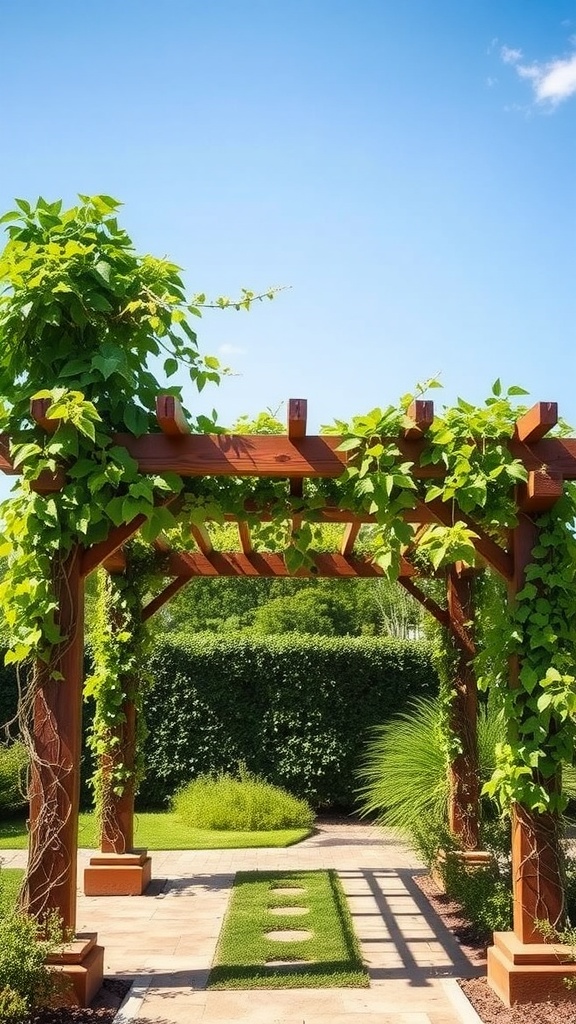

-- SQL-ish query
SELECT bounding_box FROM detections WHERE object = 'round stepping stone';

[265,959,316,968]
[270,886,305,896]
[264,929,313,941]
[269,906,308,917]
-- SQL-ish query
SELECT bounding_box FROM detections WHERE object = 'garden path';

[3,820,482,1023]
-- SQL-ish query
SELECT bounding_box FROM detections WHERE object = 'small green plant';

[443,859,513,934]
[0,866,68,1023]
[173,766,314,831]
[0,743,27,815]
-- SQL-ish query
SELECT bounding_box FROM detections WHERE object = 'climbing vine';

[0,194,575,878]
[84,543,159,835]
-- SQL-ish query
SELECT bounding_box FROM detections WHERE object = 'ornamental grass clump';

[173,767,314,831]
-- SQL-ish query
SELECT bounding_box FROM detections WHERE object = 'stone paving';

[2,820,484,1023]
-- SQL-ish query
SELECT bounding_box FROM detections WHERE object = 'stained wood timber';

[0,435,16,473]
[446,566,479,849]
[81,516,148,578]
[426,498,513,581]
[24,548,105,1002]
[109,432,448,479]
[191,523,213,555]
[102,549,127,574]
[237,521,253,554]
[141,576,189,621]
[25,547,86,929]
[404,399,434,439]
[519,469,564,513]
[509,513,564,944]
[288,398,307,498]
[398,577,450,630]
[514,402,558,443]
[341,522,361,556]
[165,549,417,579]
[4,428,576,485]
[30,397,59,434]
[287,398,307,440]
[155,394,190,435]
[487,512,572,1005]
[223,504,440,525]
[85,678,152,896]
[508,437,576,478]
[80,497,182,578]
[30,469,67,494]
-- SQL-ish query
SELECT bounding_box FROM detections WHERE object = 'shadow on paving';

[339,867,485,986]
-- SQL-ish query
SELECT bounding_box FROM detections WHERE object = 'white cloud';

[486,76,497,88]
[531,53,576,104]
[500,42,576,107]
[501,45,523,64]
[219,343,246,355]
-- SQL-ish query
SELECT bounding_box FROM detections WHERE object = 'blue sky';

[0,0,574,453]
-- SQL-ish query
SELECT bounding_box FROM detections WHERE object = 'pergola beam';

[341,522,361,556]
[30,397,59,434]
[404,399,434,439]
[514,402,558,443]
[142,576,189,621]
[166,549,416,579]
[156,394,190,436]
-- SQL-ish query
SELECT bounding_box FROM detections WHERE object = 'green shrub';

[0,744,27,815]
[139,633,437,808]
[173,766,314,831]
[0,909,67,1021]
[443,858,513,934]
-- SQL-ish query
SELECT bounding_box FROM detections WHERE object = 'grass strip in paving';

[0,813,311,850]
[0,868,23,916]
[208,869,369,989]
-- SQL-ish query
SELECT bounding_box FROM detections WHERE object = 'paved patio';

[2,820,484,1023]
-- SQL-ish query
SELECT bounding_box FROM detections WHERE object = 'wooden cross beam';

[30,398,59,434]
[156,395,190,436]
[514,402,558,443]
[141,576,189,621]
[404,400,434,440]
[165,549,417,579]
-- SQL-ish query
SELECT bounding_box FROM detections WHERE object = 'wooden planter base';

[46,933,104,1006]
[84,850,152,896]
[432,848,497,890]
[487,931,576,1006]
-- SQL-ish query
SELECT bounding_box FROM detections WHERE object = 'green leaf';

[123,404,149,435]
[164,357,178,377]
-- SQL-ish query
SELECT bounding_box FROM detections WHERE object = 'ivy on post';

[445,563,480,853]
[84,557,152,897]
[23,546,105,1005]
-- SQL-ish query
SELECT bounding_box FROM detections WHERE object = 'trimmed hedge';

[139,633,437,809]
[0,635,437,811]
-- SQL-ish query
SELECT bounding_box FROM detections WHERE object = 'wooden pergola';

[1,394,576,1007]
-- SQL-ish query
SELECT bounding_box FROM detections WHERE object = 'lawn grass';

[208,869,369,989]
[0,813,312,851]
[0,868,23,915]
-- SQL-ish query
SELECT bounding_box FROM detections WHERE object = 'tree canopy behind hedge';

[138,633,437,808]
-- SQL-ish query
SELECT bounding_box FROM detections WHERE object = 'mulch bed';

[415,873,576,1024]
[30,978,131,1024]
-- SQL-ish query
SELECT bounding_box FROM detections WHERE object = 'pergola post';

[487,513,573,1005]
[24,546,104,1004]
[446,565,480,852]
[84,572,151,897]
[84,673,151,896]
